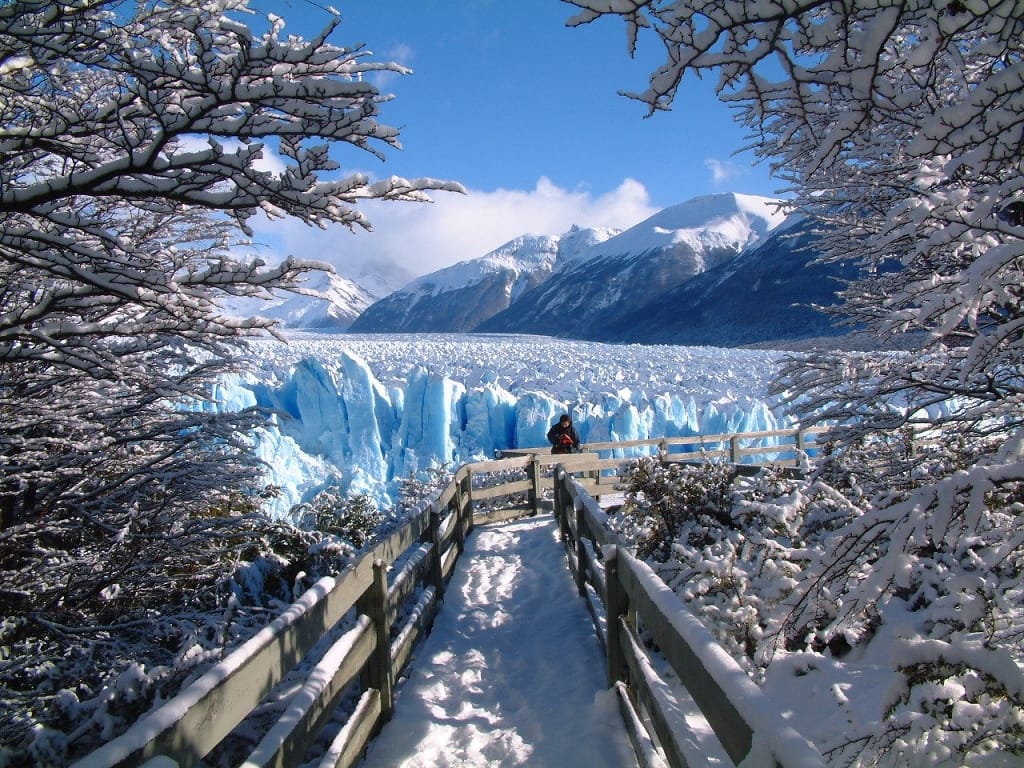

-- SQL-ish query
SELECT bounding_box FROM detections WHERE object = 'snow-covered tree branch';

[570,1,1024,763]
[0,2,461,761]
[0,0,460,523]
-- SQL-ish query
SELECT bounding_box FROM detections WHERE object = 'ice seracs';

[213,333,791,519]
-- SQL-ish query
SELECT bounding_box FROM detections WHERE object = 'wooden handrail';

[73,427,823,768]
[497,425,824,460]
[553,467,828,768]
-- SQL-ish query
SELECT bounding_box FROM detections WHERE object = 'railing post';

[795,427,807,467]
[730,434,742,464]
[424,501,445,599]
[604,546,627,687]
[357,559,395,721]
[555,467,571,541]
[528,455,542,516]
[574,499,586,597]
[557,468,565,536]
[451,472,466,555]
[464,466,475,536]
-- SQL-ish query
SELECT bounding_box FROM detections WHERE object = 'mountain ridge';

[273,192,859,346]
[347,226,620,333]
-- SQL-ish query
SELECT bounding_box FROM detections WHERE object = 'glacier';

[215,334,793,520]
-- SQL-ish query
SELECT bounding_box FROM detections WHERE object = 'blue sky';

[249,0,782,283]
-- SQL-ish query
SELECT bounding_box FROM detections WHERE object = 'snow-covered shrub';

[766,442,1024,766]
[617,456,733,561]
[616,451,1024,763]
[294,490,384,551]
[614,460,801,669]
[398,464,454,514]
[876,655,1024,767]
[0,507,360,766]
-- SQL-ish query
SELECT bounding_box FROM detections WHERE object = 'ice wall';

[213,350,788,521]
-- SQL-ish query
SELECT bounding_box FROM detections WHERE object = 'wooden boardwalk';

[73,429,827,768]
[357,515,639,768]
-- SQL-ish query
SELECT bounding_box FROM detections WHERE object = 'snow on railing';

[554,466,828,768]
[497,426,822,466]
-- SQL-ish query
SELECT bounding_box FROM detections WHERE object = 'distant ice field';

[222,333,795,518]
[247,332,788,401]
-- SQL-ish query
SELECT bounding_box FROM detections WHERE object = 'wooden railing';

[501,426,822,499]
[553,468,828,768]
[72,427,823,768]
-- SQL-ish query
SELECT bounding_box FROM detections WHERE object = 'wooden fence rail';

[553,468,828,768]
[72,427,824,768]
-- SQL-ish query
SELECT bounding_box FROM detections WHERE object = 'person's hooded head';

[559,414,571,426]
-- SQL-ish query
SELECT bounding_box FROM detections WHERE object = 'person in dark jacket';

[547,413,581,454]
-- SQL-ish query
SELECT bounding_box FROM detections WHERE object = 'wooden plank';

[473,504,535,526]
[370,509,431,568]
[576,536,600,591]
[435,482,458,509]
[436,509,458,550]
[507,428,811,458]
[314,688,382,768]
[385,545,431,629]
[616,558,753,765]
[468,455,532,473]
[614,618,696,768]
[439,537,459,582]
[585,438,663,451]
[541,454,607,469]
[557,458,633,474]
[571,480,617,549]
[244,617,376,768]
[564,540,582,588]
[391,587,438,681]
[471,479,532,500]
[582,586,606,657]
[613,682,670,768]
[664,448,729,461]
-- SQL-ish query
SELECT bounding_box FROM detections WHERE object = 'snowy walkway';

[357,514,639,768]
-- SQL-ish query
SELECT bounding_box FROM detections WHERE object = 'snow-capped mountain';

[348,227,619,333]
[228,269,376,330]
[479,192,787,338]
[596,214,857,346]
[345,257,416,300]
[352,192,785,339]
[264,191,859,346]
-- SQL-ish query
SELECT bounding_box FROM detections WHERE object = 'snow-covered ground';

[356,515,640,768]
[219,333,792,519]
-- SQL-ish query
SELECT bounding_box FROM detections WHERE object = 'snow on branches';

[570,2,1024,764]
[0,2,460,762]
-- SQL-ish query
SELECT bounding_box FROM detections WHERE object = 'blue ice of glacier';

[212,342,790,521]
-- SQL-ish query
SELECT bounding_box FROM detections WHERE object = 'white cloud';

[705,157,739,185]
[364,43,415,88]
[385,42,414,66]
[247,177,658,280]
